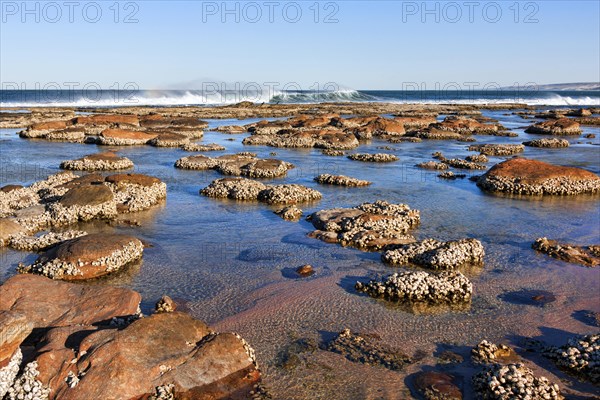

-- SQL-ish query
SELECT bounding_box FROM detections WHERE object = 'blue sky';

[1,1,599,90]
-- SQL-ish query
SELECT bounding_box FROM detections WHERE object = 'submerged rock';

[532,237,600,267]
[382,238,485,270]
[324,328,411,371]
[414,371,462,400]
[295,264,315,277]
[60,151,134,171]
[477,158,600,195]
[17,233,144,280]
[355,271,473,304]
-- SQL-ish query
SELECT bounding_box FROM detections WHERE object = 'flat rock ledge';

[307,201,420,251]
[17,233,144,280]
[347,153,399,162]
[0,274,260,400]
[525,118,581,135]
[532,237,599,267]
[468,144,525,156]
[381,238,485,270]
[522,138,570,148]
[176,154,294,178]
[314,174,371,187]
[544,334,599,384]
[476,158,600,195]
[0,172,166,241]
[60,151,134,171]
[181,142,226,152]
[355,271,472,305]
[472,364,563,400]
[201,178,322,204]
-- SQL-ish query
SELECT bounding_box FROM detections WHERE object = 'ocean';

[1,89,599,107]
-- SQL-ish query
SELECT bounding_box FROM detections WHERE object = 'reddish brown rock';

[98,129,157,145]
[477,158,600,195]
[0,218,26,246]
[533,237,600,267]
[431,116,498,134]
[18,233,144,280]
[0,274,141,328]
[29,120,70,131]
[58,184,114,207]
[414,371,462,400]
[525,118,582,135]
[48,312,258,400]
[105,173,162,187]
[74,114,139,126]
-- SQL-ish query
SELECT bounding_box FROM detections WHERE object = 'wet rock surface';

[532,237,600,267]
[545,334,599,384]
[468,144,525,156]
[472,363,563,400]
[416,161,449,170]
[525,118,582,135]
[308,201,420,251]
[471,340,520,365]
[324,329,411,371]
[522,138,570,148]
[0,275,260,400]
[477,158,600,195]
[274,205,303,221]
[60,151,134,171]
[257,184,322,204]
[176,154,294,178]
[17,233,144,280]
[382,238,485,270]
[347,153,399,162]
[355,271,473,305]
[414,371,462,400]
[201,178,268,200]
[314,174,371,187]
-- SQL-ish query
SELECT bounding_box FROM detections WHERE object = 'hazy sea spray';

[0,89,598,107]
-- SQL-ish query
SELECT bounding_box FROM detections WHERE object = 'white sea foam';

[1,89,598,107]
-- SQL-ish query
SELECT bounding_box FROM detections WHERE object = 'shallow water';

[1,110,599,398]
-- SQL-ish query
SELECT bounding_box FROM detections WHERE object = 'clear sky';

[1,0,599,90]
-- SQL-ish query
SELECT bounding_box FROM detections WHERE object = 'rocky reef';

[355,271,473,305]
[477,158,600,195]
[314,174,371,187]
[522,138,570,148]
[381,238,485,270]
[307,201,420,251]
[60,151,134,171]
[176,153,294,178]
